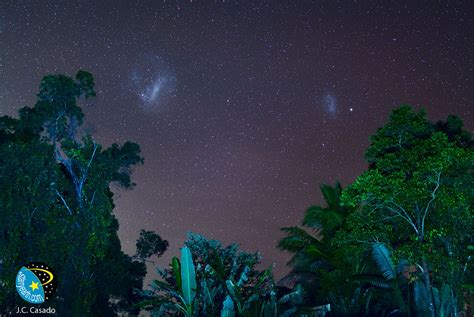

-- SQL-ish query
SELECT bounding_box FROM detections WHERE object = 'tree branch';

[54,189,81,230]
[384,201,420,237]
[55,189,73,215]
[76,142,98,208]
[131,256,156,264]
[87,142,98,169]
[421,172,441,238]
[89,189,97,206]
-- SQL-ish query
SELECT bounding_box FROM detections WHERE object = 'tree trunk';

[421,259,436,317]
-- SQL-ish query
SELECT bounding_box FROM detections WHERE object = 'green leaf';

[226,280,239,302]
[172,256,182,291]
[277,284,303,304]
[351,274,392,289]
[221,296,235,317]
[180,246,196,305]
[372,243,395,280]
[413,281,432,315]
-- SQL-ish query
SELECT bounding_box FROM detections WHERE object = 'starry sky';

[1,1,473,279]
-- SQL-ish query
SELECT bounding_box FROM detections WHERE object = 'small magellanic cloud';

[322,93,337,118]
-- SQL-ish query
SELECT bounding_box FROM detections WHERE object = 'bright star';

[350,107,353,112]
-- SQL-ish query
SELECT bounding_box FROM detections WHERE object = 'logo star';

[29,281,39,291]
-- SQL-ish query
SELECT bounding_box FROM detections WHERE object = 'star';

[2,0,472,286]
[29,281,39,291]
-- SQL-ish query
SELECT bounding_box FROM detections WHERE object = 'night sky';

[2,1,473,279]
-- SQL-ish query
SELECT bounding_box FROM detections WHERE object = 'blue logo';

[15,262,56,304]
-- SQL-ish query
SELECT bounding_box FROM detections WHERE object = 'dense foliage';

[277,183,355,309]
[141,232,279,316]
[1,71,472,316]
[0,71,167,315]
[279,106,473,316]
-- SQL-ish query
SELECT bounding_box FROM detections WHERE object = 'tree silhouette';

[0,71,167,316]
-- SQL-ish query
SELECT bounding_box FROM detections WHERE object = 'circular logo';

[15,262,57,304]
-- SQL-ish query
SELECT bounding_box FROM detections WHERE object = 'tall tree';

[278,106,472,315]
[277,182,355,307]
[339,105,473,315]
[0,71,167,315]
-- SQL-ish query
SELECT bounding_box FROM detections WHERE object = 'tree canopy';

[0,71,167,315]
[279,105,473,316]
[1,71,472,316]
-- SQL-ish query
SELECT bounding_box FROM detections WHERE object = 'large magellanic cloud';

[129,54,177,112]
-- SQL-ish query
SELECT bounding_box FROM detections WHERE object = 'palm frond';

[371,243,395,280]
[278,284,304,304]
[278,227,322,250]
[351,274,392,289]
[320,182,342,209]
[302,205,326,228]
[305,244,331,263]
